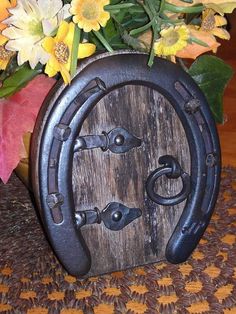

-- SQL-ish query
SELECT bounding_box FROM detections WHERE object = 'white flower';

[2,0,71,69]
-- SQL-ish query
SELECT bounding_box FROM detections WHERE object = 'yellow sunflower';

[70,0,110,32]
[42,21,96,84]
[154,25,189,57]
[200,9,230,40]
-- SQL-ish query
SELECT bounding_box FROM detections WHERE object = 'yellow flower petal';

[101,0,110,5]
[78,43,96,58]
[0,58,9,70]
[64,22,75,48]
[204,3,225,15]
[84,21,100,32]
[60,66,71,84]
[212,2,236,13]
[56,20,69,42]
[42,37,55,54]
[45,59,58,77]
[214,14,227,26]
[98,11,110,27]
[0,34,7,46]
[212,27,230,39]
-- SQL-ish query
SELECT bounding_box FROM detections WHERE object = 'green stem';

[129,19,154,36]
[160,13,184,23]
[159,0,166,14]
[147,43,156,67]
[189,36,209,47]
[146,0,158,17]
[141,2,154,19]
[177,58,189,72]
[70,25,81,77]
[105,3,135,10]
[93,31,114,52]
[180,0,193,3]
[145,0,161,67]
[129,6,145,14]
[164,3,204,13]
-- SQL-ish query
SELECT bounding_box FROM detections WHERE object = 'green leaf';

[188,55,234,123]
[0,64,42,98]
[103,19,118,41]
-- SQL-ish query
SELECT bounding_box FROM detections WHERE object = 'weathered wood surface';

[72,85,190,276]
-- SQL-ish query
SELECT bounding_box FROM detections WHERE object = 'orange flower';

[200,9,230,40]
[176,27,220,59]
[0,0,16,45]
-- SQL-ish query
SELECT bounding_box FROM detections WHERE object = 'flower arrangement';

[0,0,234,183]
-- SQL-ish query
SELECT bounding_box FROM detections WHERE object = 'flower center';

[163,31,179,47]
[82,2,99,20]
[54,42,70,64]
[28,20,43,37]
[201,14,215,31]
[0,46,14,60]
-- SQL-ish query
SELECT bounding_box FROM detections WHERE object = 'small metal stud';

[54,123,71,141]
[206,153,217,167]
[114,134,125,146]
[49,158,57,168]
[112,211,122,222]
[184,99,201,114]
[46,193,64,209]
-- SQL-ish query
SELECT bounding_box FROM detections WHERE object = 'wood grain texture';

[72,85,190,276]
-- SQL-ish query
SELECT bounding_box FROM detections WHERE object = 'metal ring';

[146,158,191,206]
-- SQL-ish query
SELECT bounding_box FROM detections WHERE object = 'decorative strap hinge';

[75,202,142,231]
[74,127,142,154]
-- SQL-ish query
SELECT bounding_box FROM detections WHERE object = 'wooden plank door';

[72,84,190,277]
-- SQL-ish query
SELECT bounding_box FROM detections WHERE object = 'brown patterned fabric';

[0,168,236,314]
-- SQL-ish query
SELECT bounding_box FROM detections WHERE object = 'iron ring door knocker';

[31,51,221,276]
[146,155,191,206]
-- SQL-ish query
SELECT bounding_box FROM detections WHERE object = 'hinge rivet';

[184,99,200,114]
[206,153,217,167]
[112,211,122,221]
[46,193,64,208]
[114,134,125,146]
[54,123,71,141]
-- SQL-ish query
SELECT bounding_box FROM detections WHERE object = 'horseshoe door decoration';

[31,51,221,277]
